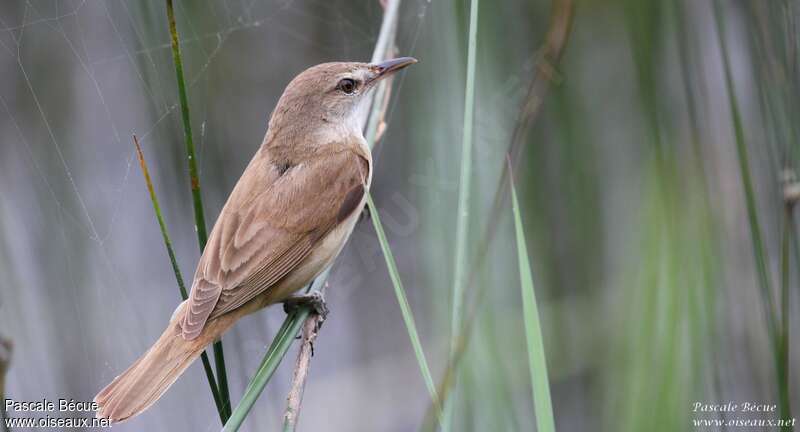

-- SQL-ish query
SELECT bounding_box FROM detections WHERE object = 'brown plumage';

[94,57,417,423]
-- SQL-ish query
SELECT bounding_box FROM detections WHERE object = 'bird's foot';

[283,291,329,324]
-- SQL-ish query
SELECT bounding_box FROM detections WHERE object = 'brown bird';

[94,57,417,422]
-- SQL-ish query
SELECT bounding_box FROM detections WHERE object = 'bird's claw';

[283,291,329,325]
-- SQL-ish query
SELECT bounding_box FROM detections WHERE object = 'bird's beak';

[368,57,418,84]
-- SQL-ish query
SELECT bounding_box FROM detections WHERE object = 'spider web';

[0,0,428,244]
[0,0,430,429]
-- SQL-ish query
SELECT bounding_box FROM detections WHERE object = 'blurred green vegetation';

[0,0,799,431]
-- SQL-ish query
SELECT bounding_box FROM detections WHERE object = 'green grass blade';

[450,0,480,339]
[359,0,438,413]
[134,136,225,423]
[222,271,327,432]
[712,0,777,345]
[713,3,791,426]
[779,206,792,432]
[359,2,439,416]
[444,0,480,428]
[222,307,311,432]
[164,0,230,419]
[365,194,439,407]
[714,2,791,428]
[134,136,190,300]
[509,168,556,432]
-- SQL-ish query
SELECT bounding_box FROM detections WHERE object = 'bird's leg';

[283,291,329,326]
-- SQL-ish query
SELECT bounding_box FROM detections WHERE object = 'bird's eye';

[337,78,357,94]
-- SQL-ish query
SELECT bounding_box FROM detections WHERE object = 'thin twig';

[164,0,230,420]
[133,136,224,422]
[282,302,326,431]
[222,307,311,432]
[422,0,574,428]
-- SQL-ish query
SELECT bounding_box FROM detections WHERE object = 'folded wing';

[181,146,369,340]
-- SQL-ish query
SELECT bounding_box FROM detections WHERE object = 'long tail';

[94,302,235,423]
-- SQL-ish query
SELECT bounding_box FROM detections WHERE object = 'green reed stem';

[164,0,231,421]
[713,1,789,426]
[780,204,792,432]
[222,307,310,432]
[133,136,224,423]
[443,0,480,429]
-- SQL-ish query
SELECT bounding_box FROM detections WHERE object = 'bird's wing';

[181,147,369,340]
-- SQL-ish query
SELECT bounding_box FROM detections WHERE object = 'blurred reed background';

[0,0,799,431]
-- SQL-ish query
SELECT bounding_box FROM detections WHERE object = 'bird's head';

[266,57,417,142]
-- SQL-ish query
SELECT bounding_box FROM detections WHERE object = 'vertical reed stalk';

[443,0,479,428]
[134,136,225,423]
[713,1,790,425]
[713,0,778,347]
[779,202,793,432]
[423,1,574,428]
[164,0,230,420]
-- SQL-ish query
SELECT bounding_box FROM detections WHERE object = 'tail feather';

[95,293,258,423]
[94,317,204,422]
[94,301,241,423]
